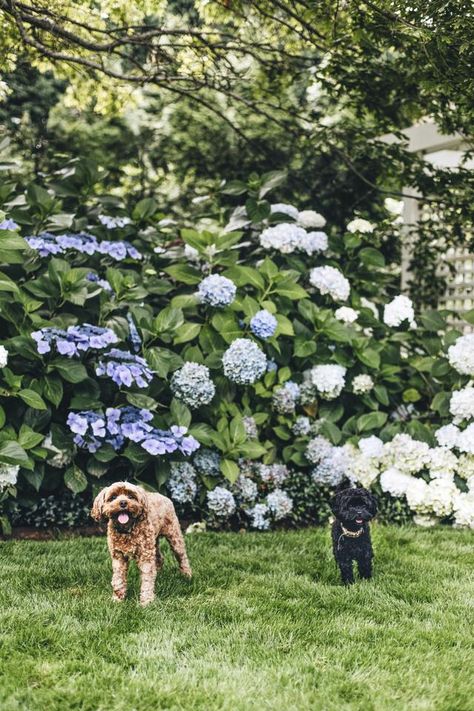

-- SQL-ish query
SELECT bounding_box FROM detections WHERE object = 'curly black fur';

[330,487,378,585]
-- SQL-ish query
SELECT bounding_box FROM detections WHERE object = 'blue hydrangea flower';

[96,349,153,388]
[247,503,270,530]
[141,426,200,456]
[207,486,236,518]
[272,381,301,414]
[250,310,278,339]
[26,233,64,257]
[126,314,142,354]
[56,232,99,255]
[170,362,215,408]
[267,489,293,520]
[167,462,197,504]
[292,416,311,436]
[233,475,258,503]
[222,338,267,385]
[98,240,142,260]
[193,448,221,476]
[259,463,289,487]
[105,406,153,442]
[31,324,118,357]
[0,219,19,230]
[67,411,107,453]
[198,274,236,307]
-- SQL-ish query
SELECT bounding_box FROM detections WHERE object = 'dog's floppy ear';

[135,485,149,520]
[330,490,344,516]
[91,487,108,521]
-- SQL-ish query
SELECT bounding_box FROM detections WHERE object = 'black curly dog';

[330,487,378,585]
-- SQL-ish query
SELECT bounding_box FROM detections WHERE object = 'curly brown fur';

[330,487,377,585]
[91,481,192,606]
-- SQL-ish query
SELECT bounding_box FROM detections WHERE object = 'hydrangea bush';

[1,171,473,532]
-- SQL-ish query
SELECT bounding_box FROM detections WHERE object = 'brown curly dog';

[91,481,192,606]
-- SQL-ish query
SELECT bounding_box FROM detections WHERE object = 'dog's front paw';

[112,593,126,602]
[180,566,192,578]
[139,595,155,607]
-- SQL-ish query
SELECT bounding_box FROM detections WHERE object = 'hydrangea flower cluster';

[198,274,236,307]
[250,310,278,339]
[352,374,374,394]
[170,362,215,408]
[0,345,8,368]
[0,464,19,489]
[86,272,113,292]
[305,364,347,400]
[26,231,142,260]
[259,223,328,255]
[67,406,200,456]
[346,218,375,234]
[383,295,416,328]
[312,446,352,487]
[259,463,289,487]
[305,435,334,465]
[449,386,474,423]
[96,349,153,388]
[246,503,270,530]
[206,487,236,518]
[243,416,258,440]
[335,306,358,323]
[267,489,293,520]
[233,475,258,503]
[222,338,267,384]
[447,334,474,375]
[32,324,118,357]
[167,462,197,504]
[292,416,311,436]
[309,266,350,301]
[272,381,301,414]
[193,448,221,476]
[0,218,19,230]
[98,215,131,229]
[270,204,326,229]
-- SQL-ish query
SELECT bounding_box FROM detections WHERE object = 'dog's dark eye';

[127,493,137,501]
[108,494,117,502]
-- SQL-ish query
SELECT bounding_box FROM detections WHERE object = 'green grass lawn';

[1,526,473,711]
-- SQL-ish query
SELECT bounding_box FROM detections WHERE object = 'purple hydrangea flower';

[95,349,153,388]
[86,272,113,293]
[141,426,200,456]
[98,215,131,229]
[56,232,99,255]
[31,324,118,357]
[26,233,64,257]
[66,411,107,453]
[98,240,142,261]
[0,219,19,230]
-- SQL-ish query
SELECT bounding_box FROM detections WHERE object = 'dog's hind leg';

[358,554,373,580]
[111,553,129,602]
[164,524,192,578]
[155,538,164,571]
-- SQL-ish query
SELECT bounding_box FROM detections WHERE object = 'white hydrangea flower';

[0,345,8,368]
[346,218,375,234]
[450,386,474,424]
[267,489,293,520]
[259,463,289,487]
[312,445,352,486]
[352,374,374,394]
[309,266,350,301]
[184,244,200,262]
[259,223,306,253]
[305,436,334,465]
[413,514,439,528]
[428,447,458,479]
[297,210,326,229]
[457,454,474,480]
[233,475,258,503]
[346,451,380,488]
[307,364,346,400]
[384,198,404,216]
[358,436,384,459]
[457,423,474,453]
[270,203,299,220]
[383,295,416,328]
[447,334,474,375]
[43,433,72,469]
[247,503,270,530]
[222,338,267,385]
[452,490,474,528]
[0,463,19,489]
[382,434,431,474]
[424,478,458,517]
[435,424,460,449]
[405,477,430,513]
[380,467,414,497]
[360,298,379,318]
[300,231,328,255]
[335,306,358,323]
[207,486,236,518]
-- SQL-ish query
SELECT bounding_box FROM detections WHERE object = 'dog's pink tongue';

[118,513,129,525]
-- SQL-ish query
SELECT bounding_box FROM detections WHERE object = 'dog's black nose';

[120,500,127,509]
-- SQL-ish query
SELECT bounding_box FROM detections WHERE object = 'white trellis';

[381,121,474,330]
